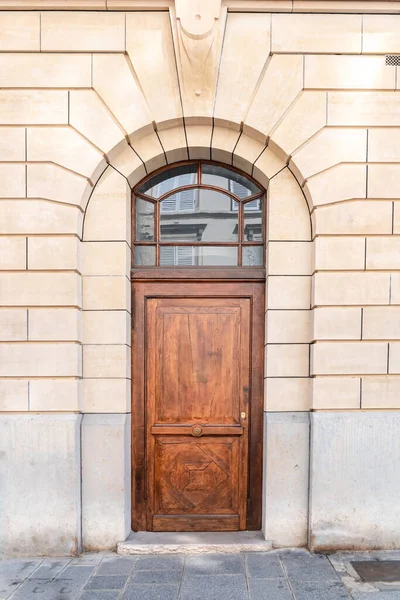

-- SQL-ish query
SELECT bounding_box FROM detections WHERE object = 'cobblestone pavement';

[1,550,400,600]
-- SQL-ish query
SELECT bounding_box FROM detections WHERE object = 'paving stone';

[249,578,293,600]
[134,555,184,571]
[246,553,284,578]
[351,592,400,600]
[290,579,351,600]
[79,591,122,600]
[0,559,43,599]
[281,551,339,581]
[84,575,128,590]
[185,553,245,575]
[96,557,136,575]
[29,559,70,579]
[180,574,249,600]
[9,565,95,600]
[122,583,180,600]
[130,570,181,584]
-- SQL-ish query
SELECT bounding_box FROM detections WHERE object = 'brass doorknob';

[192,425,203,437]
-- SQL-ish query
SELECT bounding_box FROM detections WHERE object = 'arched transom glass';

[133,161,265,267]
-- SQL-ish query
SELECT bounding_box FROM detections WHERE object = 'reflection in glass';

[201,163,261,198]
[243,201,263,241]
[160,190,238,243]
[134,245,156,266]
[159,246,238,266]
[135,198,155,241]
[242,246,263,266]
[137,164,197,198]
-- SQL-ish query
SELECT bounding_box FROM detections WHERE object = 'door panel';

[146,296,250,531]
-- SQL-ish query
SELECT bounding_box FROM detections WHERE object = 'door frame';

[131,268,265,531]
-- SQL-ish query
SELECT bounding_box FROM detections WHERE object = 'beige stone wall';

[1,8,400,417]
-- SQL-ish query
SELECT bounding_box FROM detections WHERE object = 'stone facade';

[1,0,400,555]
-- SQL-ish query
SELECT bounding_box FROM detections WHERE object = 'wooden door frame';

[131,268,265,531]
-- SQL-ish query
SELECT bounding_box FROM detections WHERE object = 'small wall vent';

[386,55,400,66]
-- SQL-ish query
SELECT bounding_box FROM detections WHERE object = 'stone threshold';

[117,531,272,555]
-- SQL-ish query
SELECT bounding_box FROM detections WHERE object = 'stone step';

[117,531,272,555]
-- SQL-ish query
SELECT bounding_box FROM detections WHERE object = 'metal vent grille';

[386,55,400,66]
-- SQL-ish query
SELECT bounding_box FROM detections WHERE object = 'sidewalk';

[1,549,400,600]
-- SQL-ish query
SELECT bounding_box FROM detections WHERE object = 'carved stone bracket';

[175,0,222,39]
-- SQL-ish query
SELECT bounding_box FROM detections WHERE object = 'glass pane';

[160,189,238,243]
[135,198,154,241]
[243,199,263,241]
[159,246,238,266]
[134,245,156,266]
[137,164,197,198]
[242,246,264,266]
[201,164,261,198]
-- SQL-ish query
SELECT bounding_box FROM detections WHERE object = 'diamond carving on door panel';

[156,439,236,514]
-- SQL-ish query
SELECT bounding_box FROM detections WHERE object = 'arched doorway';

[131,161,266,532]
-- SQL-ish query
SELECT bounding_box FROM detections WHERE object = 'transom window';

[133,161,265,267]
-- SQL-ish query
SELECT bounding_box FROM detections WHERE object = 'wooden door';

[131,280,264,532]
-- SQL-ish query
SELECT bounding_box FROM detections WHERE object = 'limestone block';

[363,307,400,340]
[265,378,311,412]
[185,125,212,161]
[83,311,130,345]
[27,127,104,180]
[395,203,400,235]
[82,414,131,550]
[314,201,393,235]
[27,164,91,209]
[0,237,26,270]
[391,273,400,304]
[362,377,400,408]
[366,236,400,269]
[312,377,360,409]
[211,126,240,164]
[0,200,82,236]
[268,242,312,275]
[267,276,311,310]
[305,55,395,90]
[0,12,40,50]
[214,13,270,127]
[305,164,366,209]
[41,11,124,51]
[271,14,361,52]
[83,344,130,379]
[0,127,25,161]
[368,128,400,162]
[0,309,27,342]
[84,167,130,243]
[368,164,400,199]
[0,90,68,125]
[311,341,387,375]
[328,92,400,126]
[158,126,188,164]
[28,308,81,342]
[245,55,303,143]
[313,307,362,341]
[0,272,81,307]
[313,272,390,306]
[29,379,80,412]
[82,378,130,412]
[129,132,166,174]
[266,310,311,344]
[263,413,309,547]
[267,169,311,241]
[0,164,25,198]
[28,236,80,271]
[389,343,400,374]
[270,92,326,160]
[0,380,28,411]
[0,343,81,377]
[252,148,286,188]
[314,237,365,271]
[363,15,400,53]
[82,242,129,277]
[93,54,152,138]
[0,414,81,555]
[0,53,91,87]
[108,141,146,187]
[310,411,400,550]
[70,90,124,155]
[233,136,265,175]
[265,344,309,377]
[126,12,182,128]
[83,276,130,311]
[291,128,367,182]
